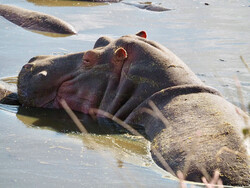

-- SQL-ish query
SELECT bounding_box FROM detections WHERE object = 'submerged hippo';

[8,31,249,186]
[0,4,76,35]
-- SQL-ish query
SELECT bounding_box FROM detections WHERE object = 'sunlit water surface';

[0,0,249,187]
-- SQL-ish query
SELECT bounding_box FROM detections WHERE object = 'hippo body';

[12,32,250,186]
[127,85,249,185]
[0,4,76,35]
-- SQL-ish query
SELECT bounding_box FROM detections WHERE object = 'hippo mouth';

[40,76,77,109]
[20,78,71,109]
[40,90,61,109]
[40,72,101,114]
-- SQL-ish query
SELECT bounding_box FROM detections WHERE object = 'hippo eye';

[82,50,98,69]
[82,59,94,69]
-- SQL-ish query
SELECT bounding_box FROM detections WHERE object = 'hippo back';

[126,85,250,186]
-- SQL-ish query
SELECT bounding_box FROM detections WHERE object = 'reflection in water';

[0,77,150,170]
[0,104,148,165]
[0,107,163,187]
[27,0,107,7]
[0,77,154,181]
[78,133,148,156]
[17,106,114,134]
[29,29,76,37]
[17,106,145,134]
[16,106,148,157]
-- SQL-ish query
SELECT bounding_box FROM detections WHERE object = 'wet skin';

[0,4,76,35]
[14,31,250,186]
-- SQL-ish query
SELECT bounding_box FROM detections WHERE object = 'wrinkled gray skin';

[0,4,76,34]
[2,31,249,186]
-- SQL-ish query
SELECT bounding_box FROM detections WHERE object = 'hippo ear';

[114,47,127,61]
[136,31,147,38]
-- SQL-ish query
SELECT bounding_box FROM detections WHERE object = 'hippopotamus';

[2,31,249,186]
[0,3,169,38]
[0,4,76,35]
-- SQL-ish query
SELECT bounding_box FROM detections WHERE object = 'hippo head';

[18,31,202,120]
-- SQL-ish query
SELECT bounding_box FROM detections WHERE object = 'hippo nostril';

[23,63,34,70]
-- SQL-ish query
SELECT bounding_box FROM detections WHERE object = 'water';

[0,0,249,187]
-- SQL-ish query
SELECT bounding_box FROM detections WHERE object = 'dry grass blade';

[141,101,225,186]
[60,100,227,187]
[201,170,224,188]
[148,100,170,127]
[196,165,212,184]
[234,76,247,113]
[92,108,142,137]
[140,101,179,176]
[92,108,176,177]
[60,100,137,186]
[216,146,250,161]
[150,147,176,176]
[60,99,88,133]
[240,56,250,72]
[140,101,174,131]
[181,130,214,182]
[177,171,187,188]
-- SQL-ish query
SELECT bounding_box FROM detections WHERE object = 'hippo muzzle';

[18,52,84,108]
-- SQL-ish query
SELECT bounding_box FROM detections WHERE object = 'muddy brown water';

[0,0,249,187]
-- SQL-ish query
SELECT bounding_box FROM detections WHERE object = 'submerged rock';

[123,2,171,12]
